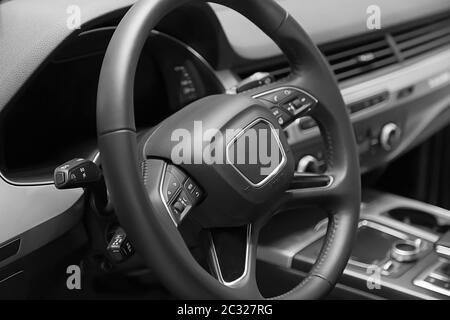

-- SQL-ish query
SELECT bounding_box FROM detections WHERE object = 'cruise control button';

[184,178,196,194]
[271,107,292,126]
[168,165,187,184]
[171,190,192,218]
[172,201,185,215]
[283,102,297,115]
[178,191,191,207]
[192,188,202,201]
[260,89,296,104]
[271,107,282,118]
[277,113,292,126]
[283,95,316,117]
[294,95,315,108]
[163,172,181,202]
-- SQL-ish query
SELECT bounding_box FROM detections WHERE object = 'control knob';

[391,239,424,262]
[380,123,401,151]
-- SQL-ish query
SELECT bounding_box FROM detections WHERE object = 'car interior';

[1,0,450,300]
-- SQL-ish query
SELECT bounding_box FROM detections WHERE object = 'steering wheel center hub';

[141,95,295,226]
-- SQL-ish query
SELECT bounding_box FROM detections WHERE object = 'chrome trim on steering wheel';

[209,225,252,287]
[225,118,287,188]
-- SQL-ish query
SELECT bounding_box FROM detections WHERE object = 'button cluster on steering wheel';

[162,164,204,224]
[255,87,318,127]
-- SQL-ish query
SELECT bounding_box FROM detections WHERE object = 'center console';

[257,190,450,299]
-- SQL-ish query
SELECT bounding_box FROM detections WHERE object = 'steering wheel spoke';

[206,224,261,297]
[281,171,342,211]
[291,172,333,189]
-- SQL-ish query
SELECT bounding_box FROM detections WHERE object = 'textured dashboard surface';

[212,0,450,59]
[0,0,135,111]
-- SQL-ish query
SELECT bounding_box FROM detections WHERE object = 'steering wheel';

[97,0,360,299]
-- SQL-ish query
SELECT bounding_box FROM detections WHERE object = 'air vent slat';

[325,39,387,62]
[393,18,450,43]
[393,14,450,61]
[334,56,398,81]
[331,47,393,72]
[322,35,398,82]
[397,26,450,50]
[401,35,450,59]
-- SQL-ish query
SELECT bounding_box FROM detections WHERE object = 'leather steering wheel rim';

[97,0,361,299]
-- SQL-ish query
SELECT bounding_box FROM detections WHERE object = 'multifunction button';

[162,165,204,225]
[255,88,318,128]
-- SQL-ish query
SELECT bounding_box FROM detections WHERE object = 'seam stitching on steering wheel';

[312,214,338,272]
[142,160,150,185]
[270,214,338,300]
[323,126,335,169]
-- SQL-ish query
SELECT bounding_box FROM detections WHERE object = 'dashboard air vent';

[392,14,450,61]
[234,12,450,85]
[320,35,399,82]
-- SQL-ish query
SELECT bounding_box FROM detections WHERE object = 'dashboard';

[1,0,450,274]
[0,28,223,184]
